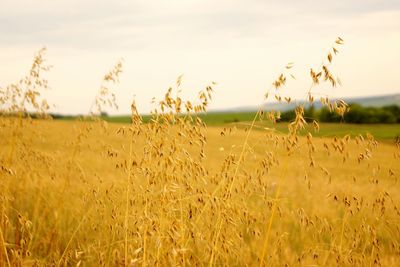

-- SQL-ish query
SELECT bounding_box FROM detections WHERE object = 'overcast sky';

[1,0,399,114]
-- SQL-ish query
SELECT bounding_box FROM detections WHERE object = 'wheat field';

[1,40,400,266]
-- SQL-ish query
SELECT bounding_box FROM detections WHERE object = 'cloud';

[1,0,399,50]
[1,0,399,114]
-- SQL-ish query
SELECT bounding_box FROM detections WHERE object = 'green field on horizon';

[52,111,400,140]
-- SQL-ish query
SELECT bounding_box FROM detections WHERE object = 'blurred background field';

[51,111,400,140]
[1,117,399,266]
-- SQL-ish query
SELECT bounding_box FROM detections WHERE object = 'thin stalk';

[0,227,11,267]
[57,210,89,267]
[208,214,223,267]
[124,131,134,266]
[259,163,287,267]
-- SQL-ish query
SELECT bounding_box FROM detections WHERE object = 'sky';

[0,0,399,114]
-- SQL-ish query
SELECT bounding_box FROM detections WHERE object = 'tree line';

[279,104,400,124]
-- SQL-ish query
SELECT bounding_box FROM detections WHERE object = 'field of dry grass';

[1,40,400,266]
[1,117,399,266]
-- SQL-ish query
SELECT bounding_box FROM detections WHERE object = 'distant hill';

[346,94,400,107]
[48,93,400,124]
[217,93,400,112]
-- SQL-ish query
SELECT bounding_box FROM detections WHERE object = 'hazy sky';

[1,0,399,114]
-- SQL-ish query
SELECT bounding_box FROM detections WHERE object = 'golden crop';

[0,39,399,266]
